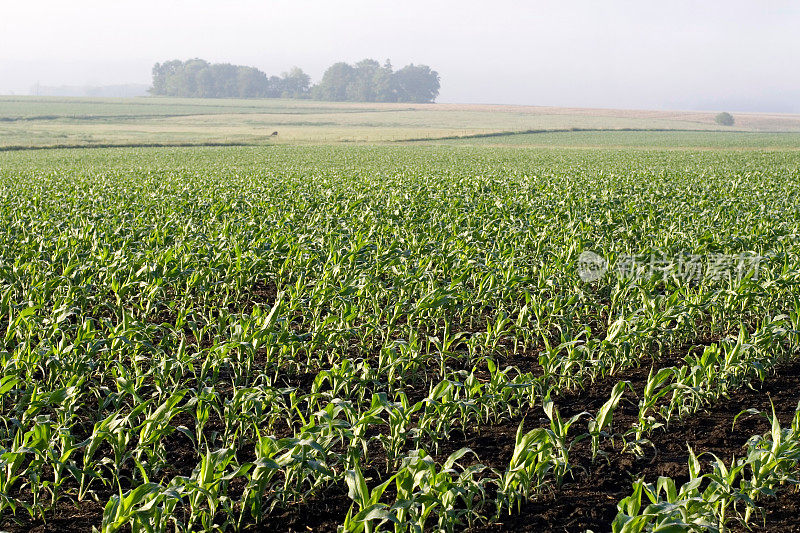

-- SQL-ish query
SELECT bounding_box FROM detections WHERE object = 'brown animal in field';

[271,131,278,136]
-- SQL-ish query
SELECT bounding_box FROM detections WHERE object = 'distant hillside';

[2,96,800,149]
[30,84,149,98]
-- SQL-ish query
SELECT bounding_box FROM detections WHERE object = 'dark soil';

[4,355,799,533]
[475,358,800,532]
[1,499,107,533]
[732,488,800,533]
[257,484,351,533]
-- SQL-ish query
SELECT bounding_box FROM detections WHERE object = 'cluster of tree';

[310,59,439,103]
[150,59,310,98]
[150,58,440,103]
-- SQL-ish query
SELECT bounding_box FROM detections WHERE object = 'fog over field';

[1,0,799,111]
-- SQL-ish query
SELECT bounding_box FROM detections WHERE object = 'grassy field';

[4,96,800,148]
[438,129,800,150]
[1,142,800,532]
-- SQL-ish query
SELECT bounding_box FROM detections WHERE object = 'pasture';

[4,96,800,148]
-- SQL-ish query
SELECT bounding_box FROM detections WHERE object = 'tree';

[150,60,184,95]
[374,59,397,102]
[715,112,734,126]
[149,58,441,102]
[392,64,440,103]
[311,62,357,101]
[237,67,269,98]
[348,59,378,101]
[308,59,440,103]
[265,76,283,98]
[150,59,270,98]
[168,59,210,97]
[280,67,311,98]
[208,63,240,97]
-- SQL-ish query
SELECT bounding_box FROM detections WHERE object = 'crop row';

[1,146,799,531]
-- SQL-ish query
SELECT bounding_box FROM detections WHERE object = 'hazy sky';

[2,1,799,111]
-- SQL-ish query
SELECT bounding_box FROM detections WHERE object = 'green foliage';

[150,59,311,98]
[715,112,735,126]
[0,145,799,531]
[392,64,441,103]
[150,58,439,102]
[614,402,800,532]
[311,58,440,103]
[311,59,439,103]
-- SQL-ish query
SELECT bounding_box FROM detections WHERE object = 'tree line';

[150,58,440,103]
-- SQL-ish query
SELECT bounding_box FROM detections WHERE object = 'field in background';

[438,129,800,150]
[4,96,800,148]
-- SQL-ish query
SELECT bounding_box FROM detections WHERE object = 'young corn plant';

[735,400,800,523]
[376,392,424,470]
[625,367,675,456]
[588,380,628,462]
[390,447,485,533]
[101,482,169,533]
[542,395,589,487]
[173,447,251,531]
[497,424,555,516]
[613,402,800,533]
[341,465,398,533]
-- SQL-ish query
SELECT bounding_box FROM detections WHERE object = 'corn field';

[1,145,800,532]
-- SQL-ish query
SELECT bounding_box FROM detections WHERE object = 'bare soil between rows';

[4,356,800,533]
[477,358,800,532]
[254,356,800,532]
